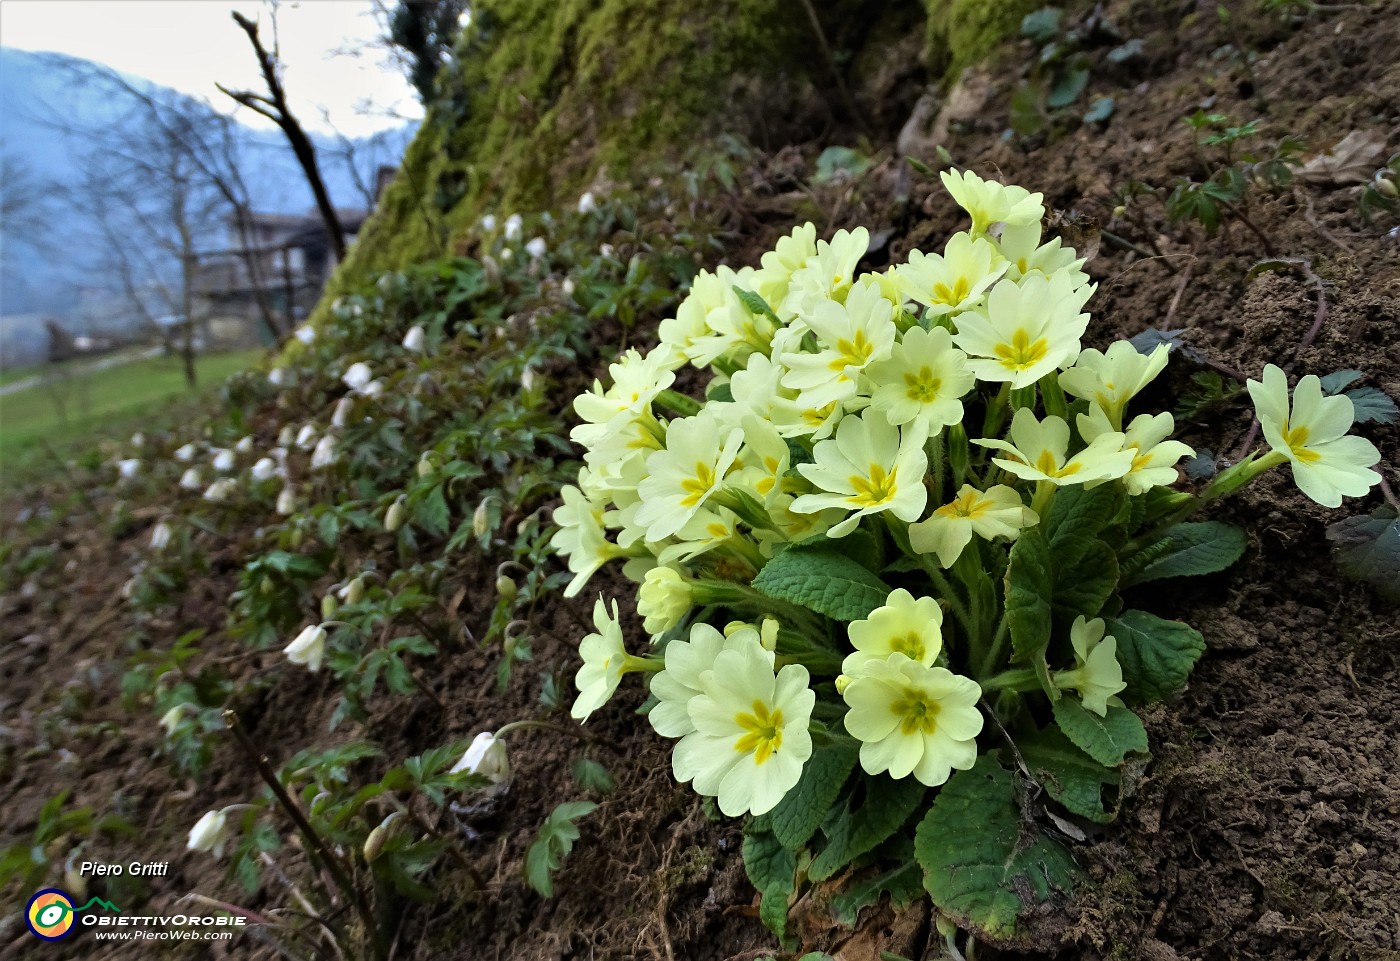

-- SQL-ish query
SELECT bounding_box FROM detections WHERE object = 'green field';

[0,348,264,476]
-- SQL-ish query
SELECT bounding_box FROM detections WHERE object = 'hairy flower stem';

[982,382,1012,439]
[1039,373,1068,421]
[979,667,1041,693]
[927,436,946,505]
[952,545,998,659]
[223,709,386,961]
[977,614,1011,681]
[654,389,702,417]
[692,580,825,639]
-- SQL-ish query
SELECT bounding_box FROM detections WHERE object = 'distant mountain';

[0,48,415,366]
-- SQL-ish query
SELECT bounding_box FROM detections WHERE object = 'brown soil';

[3,0,1399,959]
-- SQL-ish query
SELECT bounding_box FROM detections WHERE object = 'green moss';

[923,0,1047,83]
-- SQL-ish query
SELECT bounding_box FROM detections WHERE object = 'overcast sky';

[0,0,424,137]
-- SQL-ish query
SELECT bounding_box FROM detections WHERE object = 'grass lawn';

[0,348,264,479]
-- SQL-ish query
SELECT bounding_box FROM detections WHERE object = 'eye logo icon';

[26,889,76,940]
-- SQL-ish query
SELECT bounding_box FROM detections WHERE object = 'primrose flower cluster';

[550,170,1382,821]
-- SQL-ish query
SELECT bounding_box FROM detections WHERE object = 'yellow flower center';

[891,631,927,661]
[938,489,990,519]
[848,464,899,508]
[802,402,837,427]
[1033,449,1080,479]
[1283,422,1320,464]
[1129,446,1152,472]
[680,460,717,507]
[993,329,1050,372]
[931,277,971,306]
[829,329,876,372]
[892,687,941,736]
[734,700,784,764]
[904,366,943,403]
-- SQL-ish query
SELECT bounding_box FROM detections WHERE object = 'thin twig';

[1162,260,1196,329]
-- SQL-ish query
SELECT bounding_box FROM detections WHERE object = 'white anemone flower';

[187,810,230,857]
[504,213,523,241]
[310,435,337,469]
[1246,364,1382,508]
[211,448,235,473]
[276,485,298,516]
[179,467,202,490]
[117,458,141,480]
[174,443,197,462]
[284,624,327,671]
[525,237,548,260]
[671,635,813,816]
[450,732,511,784]
[842,654,983,787]
[577,191,598,214]
[480,213,498,232]
[295,424,318,450]
[791,411,929,537]
[250,457,278,482]
[294,325,316,345]
[149,520,173,551]
[342,362,373,393]
[402,325,426,353]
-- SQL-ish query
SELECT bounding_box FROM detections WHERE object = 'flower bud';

[331,396,354,428]
[1376,174,1399,199]
[472,500,492,538]
[321,594,339,620]
[251,457,278,482]
[525,237,548,260]
[159,703,186,735]
[637,566,692,635]
[211,448,235,472]
[495,575,517,603]
[562,277,576,297]
[402,325,426,353]
[311,435,337,469]
[235,435,254,453]
[187,810,229,857]
[289,526,304,549]
[363,812,403,862]
[834,674,853,695]
[450,732,511,784]
[340,576,366,606]
[117,458,141,480]
[179,467,202,490]
[174,443,197,462]
[504,213,523,242]
[577,191,597,214]
[520,367,536,392]
[276,485,297,515]
[277,425,296,447]
[295,424,318,449]
[284,624,327,671]
[385,499,406,532]
[343,362,373,392]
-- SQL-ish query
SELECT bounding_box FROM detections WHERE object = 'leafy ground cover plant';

[550,170,1384,950]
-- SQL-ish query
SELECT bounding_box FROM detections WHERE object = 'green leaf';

[1319,369,1364,395]
[1047,66,1089,109]
[830,856,923,927]
[732,286,780,325]
[915,757,1078,948]
[1050,699,1148,767]
[1020,6,1062,42]
[815,146,874,183]
[1121,521,1247,587]
[571,758,617,795]
[1005,528,1053,662]
[769,741,858,850]
[752,544,892,621]
[414,484,451,537]
[524,801,597,897]
[1107,610,1206,704]
[743,829,795,941]
[1017,726,1122,823]
[1327,505,1400,603]
[809,774,925,881]
[1050,533,1118,627]
[1344,387,1399,425]
[1044,484,1124,545]
[1082,96,1115,124]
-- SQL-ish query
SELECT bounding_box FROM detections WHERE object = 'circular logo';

[26,888,76,941]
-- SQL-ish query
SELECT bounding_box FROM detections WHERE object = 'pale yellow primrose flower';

[866,325,975,432]
[792,412,930,537]
[755,222,818,316]
[780,278,897,409]
[976,408,1134,485]
[908,484,1039,568]
[842,654,983,787]
[1058,341,1171,431]
[732,416,792,507]
[656,507,741,566]
[671,636,814,816]
[993,220,1089,286]
[636,566,693,635]
[551,485,625,598]
[687,268,777,368]
[940,168,1045,236]
[649,623,773,738]
[952,273,1094,388]
[635,411,744,541]
[1078,407,1194,496]
[570,348,676,448]
[781,226,870,314]
[1052,616,1126,717]
[842,589,944,677]
[572,596,647,722]
[1247,364,1382,508]
[894,233,1007,315]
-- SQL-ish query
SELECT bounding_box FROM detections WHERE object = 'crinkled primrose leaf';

[751,543,893,621]
[915,756,1079,948]
[1106,610,1207,705]
[1121,521,1247,587]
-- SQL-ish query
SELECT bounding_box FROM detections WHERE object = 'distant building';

[192,209,367,344]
